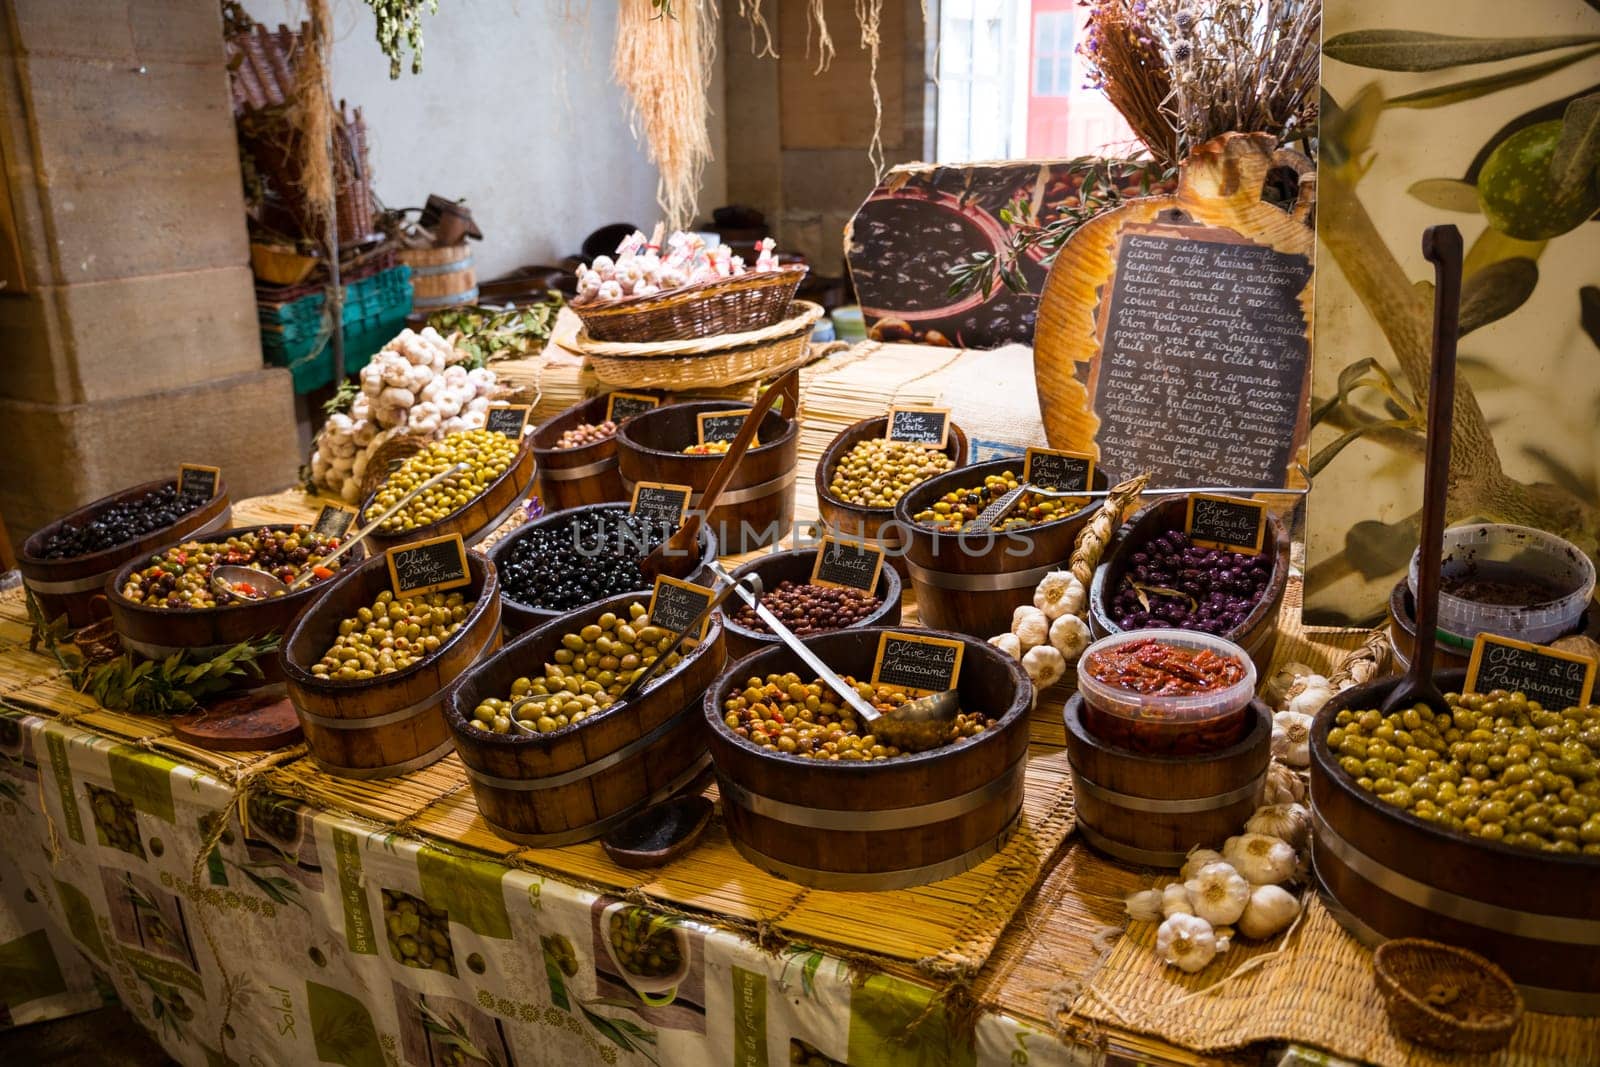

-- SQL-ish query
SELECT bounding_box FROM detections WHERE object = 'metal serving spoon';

[211,463,469,600]
[962,481,1312,534]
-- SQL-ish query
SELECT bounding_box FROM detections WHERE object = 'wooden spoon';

[1382,224,1461,717]
[639,368,801,582]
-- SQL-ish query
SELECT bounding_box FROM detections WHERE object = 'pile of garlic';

[1124,802,1310,973]
[1261,662,1347,770]
[574,229,781,304]
[987,570,1092,689]
[309,327,507,503]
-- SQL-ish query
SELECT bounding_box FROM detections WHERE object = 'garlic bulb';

[988,633,1022,660]
[1260,760,1307,805]
[1237,884,1300,939]
[1180,847,1226,882]
[1011,606,1049,651]
[1022,644,1066,688]
[1124,889,1164,923]
[1264,661,1315,708]
[1223,834,1297,885]
[1033,571,1086,620]
[1271,710,1313,768]
[1184,862,1250,926]
[1213,925,1234,952]
[1048,613,1091,663]
[1156,913,1217,973]
[1161,883,1193,917]
[1245,803,1310,849]
[1286,674,1335,717]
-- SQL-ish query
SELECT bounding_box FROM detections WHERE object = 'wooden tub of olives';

[531,394,629,512]
[891,459,1108,638]
[488,502,719,638]
[280,553,502,779]
[443,592,727,846]
[814,415,969,579]
[720,547,902,661]
[1310,670,1600,1015]
[106,524,364,680]
[361,429,537,556]
[20,477,232,628]
[703,627,1033,890]
[1086,496,1291,677]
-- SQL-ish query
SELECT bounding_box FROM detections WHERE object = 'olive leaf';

[1551,93,1600,200]
[1459,258,1538,335]
[1465,82,1600,181]
[1344,517,1419,581]
[1464,227,1547,279]
[1581,286,1600,351]
[1309,418,1417,478]
[1130,583,1198,612]
[1406,178,1481,213]
[1324,30,1600,72]
[1386,46,1600,111]
[1321,86,1384,177]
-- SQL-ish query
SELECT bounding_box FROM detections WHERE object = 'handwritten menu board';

[606,392,659,422]
[485,404,531,438]
[885,407,951,448]
[386,534,472,597]
[629,482,692,528]
[1185,494,1268,555]
[872,631,964,695]
[810,537,885,593]
[1089,225,1312,488]
[647,576,714,641]
[698,410,750,445]
[313,504,357,541]
[178,463,220,500]
[1024,448,1094,493]
[1466,634,1596,710]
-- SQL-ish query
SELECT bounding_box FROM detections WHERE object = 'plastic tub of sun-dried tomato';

[1076,629,1257,754]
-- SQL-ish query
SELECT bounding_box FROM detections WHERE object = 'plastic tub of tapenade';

[1076,629,1257,755]
[1408,523,1596,647]
[719,547,902,660]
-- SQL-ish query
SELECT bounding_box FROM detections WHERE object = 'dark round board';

[170,685,304,751]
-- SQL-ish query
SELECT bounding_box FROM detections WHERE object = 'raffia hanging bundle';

[289,0,335,239]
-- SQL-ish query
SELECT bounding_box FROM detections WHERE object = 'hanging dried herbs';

[366,0,439,78]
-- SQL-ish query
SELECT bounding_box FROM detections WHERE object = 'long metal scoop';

[212,463,470,600]
[963,481,1313,535]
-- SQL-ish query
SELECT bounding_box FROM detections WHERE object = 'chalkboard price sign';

[313,504,357,541]
[810,536,885,593]
[629,482,692,528]
[884,407,951,448]
[871,631,965,695]
[1466,634,1596,710]
[1185,494,1268,555]
[647,576,714,642]
[1024,448,1094,493]
[606,392,659,423]
[485,404,532,438]
[178,463,221,500]
[386,534,472,598]
[697,409,751,445]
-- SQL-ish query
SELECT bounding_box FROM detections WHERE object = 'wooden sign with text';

[697,410,751,445]
[178,463,221,500]
[1024,448,1094,493]
[647,576,714,641]
[485,404,532,439]
[313,503,358,541]
[629,482,692,528]
[1465,634,1596,711]
[1185,494,1268,555]
[386,534,472,598]
[606,392,659,423]
[884,407,951,448]
[871,631,964,696]
[810,536,885,593]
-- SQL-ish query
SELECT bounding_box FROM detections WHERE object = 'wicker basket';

[571,265,807,342]
[577,301,823,390]
[1373,939,1522,1053]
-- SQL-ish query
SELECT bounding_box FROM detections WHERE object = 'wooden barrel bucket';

[720,547,902,662]
[443,592,727,845]
[19,478,232,627]
[361,432,536,555]
[615,399,800,554]
[531,395,628,512]
[1087,496,1291,677]
[1064,694,1271,868]
[1311,671,1600,1015]
[106,524,364,680]
[400,244,478,310]
[1386,578,1600,674]
[703,627,1033,889]
[892,459,1107,638]
[488,502,719,638]
[814,415,969,579]
[280,553,502,778]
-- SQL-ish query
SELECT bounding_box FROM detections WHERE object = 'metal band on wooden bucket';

[1070,769,1265,814]
[716,757,1025,832]
[728,812,1022,891]
[540,455,619,481]
[1075,822,1191,868]
[409,252,474,277]
[463,695,698,792]
[295,692,443,731]
[412,286,480,309]
[905,559,1060,593]
[463,465,540,548]
[621,469,797,509]
[308,735,456,780]
[23,509,233,595]
[481,755,712,848]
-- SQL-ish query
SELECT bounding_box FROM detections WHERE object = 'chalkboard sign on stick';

[629,482,692,528]
[178,463,221,500]
[697,409,751,445]
[647,576,714,642]
[1185,494,1268,555]
[1024,448,1094,493]
[1465,634,1595,711]
[884,407,951,449]
[485,404,532,439]
[606,392,659,423]
[313,504,357,541]
[810,536,885,593]
[386,534,472,598]
[872,631,965,695]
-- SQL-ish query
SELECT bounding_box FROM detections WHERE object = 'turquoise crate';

[261,266,413,394]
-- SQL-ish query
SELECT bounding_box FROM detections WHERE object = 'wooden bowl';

[1311,671,1600,1015]
[720,547,903,661]
[360,432,537,554]
[1387,577,1600,672]
[442,592,727,845]
[1087,496,1291,677]
[280,553,501,779]
[107,524,365,680]
[703,627,1034,889]
[813,415,968,578]
[488,502,719,637]
[19,478,232,627]
[530,394,628,512]
[1373,939,1523,1053]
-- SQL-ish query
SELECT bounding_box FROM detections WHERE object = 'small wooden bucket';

[530,395,628,512]
[719,547,903,662]
[360,433,536,555]
[400,244,477,310]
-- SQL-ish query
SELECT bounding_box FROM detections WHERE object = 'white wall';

[242,0,727,279]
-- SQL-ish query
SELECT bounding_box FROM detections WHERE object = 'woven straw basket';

[1372,939,1522,1053]
[576,301,824,390]
[571,265,807,342]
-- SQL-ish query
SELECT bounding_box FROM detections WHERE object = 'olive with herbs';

[312,589,472,681]
[367,429,519,533]
[828,438,953,508]
[683,440,732,455]
[119,527,343,609]
[911,470,1080,531]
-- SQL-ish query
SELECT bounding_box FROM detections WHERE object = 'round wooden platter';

[171,684,304,751]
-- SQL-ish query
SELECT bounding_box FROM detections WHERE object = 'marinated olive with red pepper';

[118,527,343,609]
